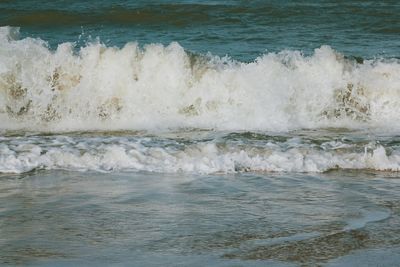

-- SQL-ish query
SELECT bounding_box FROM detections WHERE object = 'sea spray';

[1,26,400,132]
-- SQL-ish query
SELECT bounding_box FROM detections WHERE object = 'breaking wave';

[1,26,400,132]
[1,133,400,174]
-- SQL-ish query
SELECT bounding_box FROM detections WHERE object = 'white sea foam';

[1,135,400,174]
[1,26,400,132]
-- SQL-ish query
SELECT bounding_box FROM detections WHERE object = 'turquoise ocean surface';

[1,1,400,266]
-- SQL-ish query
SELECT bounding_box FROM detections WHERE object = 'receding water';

[1,170,400,266]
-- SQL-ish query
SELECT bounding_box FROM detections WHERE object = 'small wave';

[1,26,400,132]
[1,134,400,174]
[344,210,390,231]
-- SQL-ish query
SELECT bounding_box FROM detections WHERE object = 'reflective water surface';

[1,170,400,266]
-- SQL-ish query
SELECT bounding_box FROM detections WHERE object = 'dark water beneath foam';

[1,0,399,61]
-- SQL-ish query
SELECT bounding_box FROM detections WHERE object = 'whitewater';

[1,26,400,133]
[1,26,400,174]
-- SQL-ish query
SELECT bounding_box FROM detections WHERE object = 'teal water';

[1,1,399,60]
[1,1,400,266]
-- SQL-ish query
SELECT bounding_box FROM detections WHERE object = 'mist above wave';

[1,26,400,132]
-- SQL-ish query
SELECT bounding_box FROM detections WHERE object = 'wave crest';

[1,26,400,132]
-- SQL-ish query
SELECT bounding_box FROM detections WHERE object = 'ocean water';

[1,1,400,266]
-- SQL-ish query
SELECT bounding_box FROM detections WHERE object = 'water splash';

[1,26,400,132]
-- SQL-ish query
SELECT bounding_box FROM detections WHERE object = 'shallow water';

[1,170,400,266]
